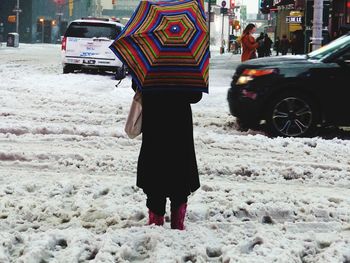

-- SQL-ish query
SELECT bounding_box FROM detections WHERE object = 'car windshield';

[65,22,121,39]
[308,34,350,60]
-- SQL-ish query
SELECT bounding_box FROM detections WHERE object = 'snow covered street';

[1,44,350,263]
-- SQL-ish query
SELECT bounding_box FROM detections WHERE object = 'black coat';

[136,88,202,197]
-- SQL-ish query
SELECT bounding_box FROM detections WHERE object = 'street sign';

[286,16,302,23]
[12,8,22,13]
[221,1,226,7]
[228,9,235,15]
[220,7,228,14]
[205,0,217,4]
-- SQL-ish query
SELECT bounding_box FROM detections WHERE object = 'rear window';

[65,22,121,39]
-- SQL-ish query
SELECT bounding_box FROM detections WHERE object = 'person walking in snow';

[256,32,265,58]
[241,23,262,62]
[132,79,202,230]
[263,33,273,57]
[274,36,280,56]
[280,34,290,55]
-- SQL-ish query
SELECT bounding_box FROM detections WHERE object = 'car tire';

[63,64,75,74]
[265,91,319,137]
[236,118,260,132]
[236,118,249,132]
[115,65,126,80]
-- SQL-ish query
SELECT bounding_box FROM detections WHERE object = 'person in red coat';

[241,23,260,62]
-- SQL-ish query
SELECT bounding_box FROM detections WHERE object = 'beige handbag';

[125,90,142,139]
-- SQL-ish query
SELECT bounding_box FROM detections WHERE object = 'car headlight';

[236,75,254,85]
[236,69,276,85]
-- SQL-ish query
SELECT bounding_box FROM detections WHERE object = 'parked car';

[227,33,350,137]
[61,17,126,79]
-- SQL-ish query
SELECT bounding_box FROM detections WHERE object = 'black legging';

[147,194,188,216]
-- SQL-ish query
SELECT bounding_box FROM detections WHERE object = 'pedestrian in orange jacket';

[241,24,261,62]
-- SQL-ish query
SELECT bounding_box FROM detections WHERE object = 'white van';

[61,17,125,79]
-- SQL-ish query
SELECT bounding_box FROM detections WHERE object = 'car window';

[308,34,350,61]
[65,22,121,39]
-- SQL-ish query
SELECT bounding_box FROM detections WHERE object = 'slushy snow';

[0,44,350,263]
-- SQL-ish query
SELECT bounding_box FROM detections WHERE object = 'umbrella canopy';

[110,0,209,93]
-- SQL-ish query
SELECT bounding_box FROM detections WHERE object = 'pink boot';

[171,203,187,230]
[148,210,164,226]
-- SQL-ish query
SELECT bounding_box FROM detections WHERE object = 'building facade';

[101,0,139,24]
[261,0,350,53]
[0,0,92,43]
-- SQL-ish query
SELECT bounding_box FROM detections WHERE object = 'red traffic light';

[230,0,235,9]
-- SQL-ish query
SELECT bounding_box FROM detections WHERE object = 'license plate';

[83,59,96,64]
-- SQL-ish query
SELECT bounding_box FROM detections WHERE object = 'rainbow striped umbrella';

[110,0,209,93]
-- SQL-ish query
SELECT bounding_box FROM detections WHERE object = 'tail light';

[61,36,67,51]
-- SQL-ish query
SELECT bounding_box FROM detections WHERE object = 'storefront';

[273,0,302,46]
[261,0,350,53]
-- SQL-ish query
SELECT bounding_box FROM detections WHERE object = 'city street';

[1,44,350,262]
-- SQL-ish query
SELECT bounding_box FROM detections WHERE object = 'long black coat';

[136,88,202,197]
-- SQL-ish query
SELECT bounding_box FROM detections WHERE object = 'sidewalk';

[209,45,242,71]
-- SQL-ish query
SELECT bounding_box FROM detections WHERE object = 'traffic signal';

[8,16,16,23]
[230,0,235,9]
[234,20,240,30]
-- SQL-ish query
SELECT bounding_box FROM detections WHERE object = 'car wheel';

[265,92,319,137]
[63,64,75,74]
[115,65,126,80]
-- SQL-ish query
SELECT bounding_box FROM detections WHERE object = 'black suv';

[227,33,350,137]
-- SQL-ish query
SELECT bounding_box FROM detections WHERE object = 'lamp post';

[220,1,227,54]
[39,18,44,43]
[311,0,323,51]
[12,0,22,37]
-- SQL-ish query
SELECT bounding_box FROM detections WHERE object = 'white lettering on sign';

[286,16,302,23]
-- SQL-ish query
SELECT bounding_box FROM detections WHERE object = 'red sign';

[53,0,65,5]
[230,0,235,8]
